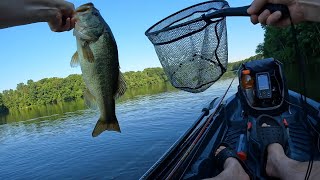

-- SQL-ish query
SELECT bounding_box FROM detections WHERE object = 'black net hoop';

[146,0,229,93]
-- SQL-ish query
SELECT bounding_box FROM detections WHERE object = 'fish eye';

[93,12,99,16]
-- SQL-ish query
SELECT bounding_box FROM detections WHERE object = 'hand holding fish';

[47,0,76,32]
[0,0,75,32]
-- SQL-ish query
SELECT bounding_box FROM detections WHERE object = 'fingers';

[71,17,76,28]
[62,18,72,31]
[247,0,268,14]
[49,17,74,32]
[273,18,291,27]
[49,1,75,32]
[258,9,271,25]
[267,11,291,27]
[247,0,289,14]
[48,13,62,32]
[248,0,295,27]
[266,11,282,25]
[250,10,291,27]
[250,15,259,24]
[62,1,75,18]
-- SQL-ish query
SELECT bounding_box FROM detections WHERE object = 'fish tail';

[92,116,121,137]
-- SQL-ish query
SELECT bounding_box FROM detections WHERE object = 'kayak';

[140,58,320,180]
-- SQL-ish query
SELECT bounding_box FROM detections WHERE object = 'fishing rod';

[177,97,220,149]
[151,97,219,179]
[155,121,205,179]
[141,97,218,179]
[165,76,237,180]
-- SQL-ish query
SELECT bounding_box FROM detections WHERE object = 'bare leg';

[203,146,249,180]
[266,143,320,180]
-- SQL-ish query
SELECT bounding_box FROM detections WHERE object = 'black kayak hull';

[141,90,320,180]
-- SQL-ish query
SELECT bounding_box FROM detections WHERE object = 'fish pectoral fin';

[114,71,127,99]
[70,51,80,67]
[92,117,121,137]
[81,44,95,63]
[84,89,98,109]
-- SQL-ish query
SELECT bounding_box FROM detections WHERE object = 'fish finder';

[256,72,272,99]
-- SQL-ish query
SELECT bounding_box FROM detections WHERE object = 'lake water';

[1,61,319,180]
[0,79,239,180]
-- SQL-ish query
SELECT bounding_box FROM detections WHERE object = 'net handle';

[204,3,290,20]
[146,3,290,36]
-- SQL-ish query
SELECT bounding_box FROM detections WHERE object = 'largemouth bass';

[72,3,126,137]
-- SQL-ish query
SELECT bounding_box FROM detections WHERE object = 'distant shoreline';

[0,55,263,115]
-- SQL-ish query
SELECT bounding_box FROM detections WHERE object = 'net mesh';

[146,1,229,93]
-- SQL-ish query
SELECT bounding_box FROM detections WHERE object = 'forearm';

[0,0,58,29]
[298,0,320,22]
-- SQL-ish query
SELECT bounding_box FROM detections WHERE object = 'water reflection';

[0,79,238,180]
[118,82,177,102]
[0,100,86,125]
[0,82,177,125]
[1,64,319,126]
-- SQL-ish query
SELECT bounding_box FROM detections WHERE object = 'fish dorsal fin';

[81,43,95,63]
[114,71,127,99]
[70,51,80,67]
[84,89,98,109]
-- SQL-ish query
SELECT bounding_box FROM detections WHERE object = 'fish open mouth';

[75,3,94,13]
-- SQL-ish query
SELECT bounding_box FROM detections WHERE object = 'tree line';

[258,22,320,101]
[0,67,168,114]
[0,60,251,115]
[226,22,320,74]
[257,22,320,64]
[227,54,264,72]
[0,52,292,115]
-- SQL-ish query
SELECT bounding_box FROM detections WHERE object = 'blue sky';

[0,0,264,92]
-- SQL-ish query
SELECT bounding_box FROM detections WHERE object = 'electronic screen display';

[257,74,270,90]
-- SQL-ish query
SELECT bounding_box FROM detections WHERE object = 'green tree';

[0,67,171,113]
[227,54,264,71]
[258,22,320,64]
[256,22,320,101]
[0,93,9,114]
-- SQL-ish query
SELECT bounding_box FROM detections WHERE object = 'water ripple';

[0,79,238,179]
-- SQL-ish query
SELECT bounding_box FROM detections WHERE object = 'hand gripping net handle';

[145,0,290,93]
